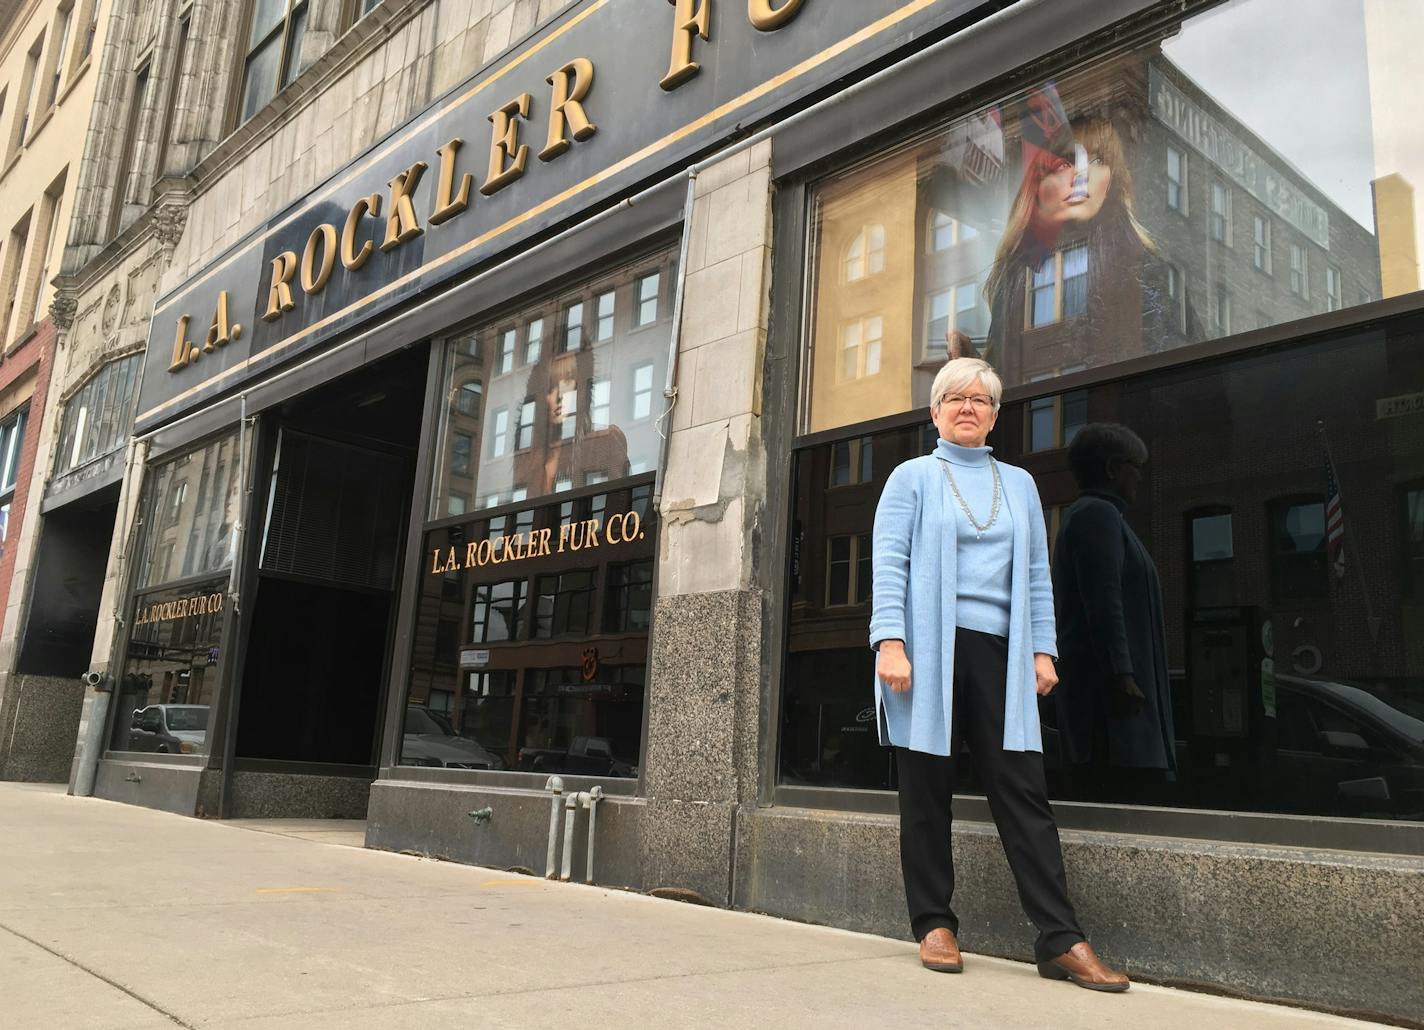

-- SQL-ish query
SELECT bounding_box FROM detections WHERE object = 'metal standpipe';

[543,776,564,878]
[583,786,604,884]
[559,791,582,881]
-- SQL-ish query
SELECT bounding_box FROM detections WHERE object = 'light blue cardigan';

[869,440,1058,756]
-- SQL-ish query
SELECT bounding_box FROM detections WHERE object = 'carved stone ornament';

[101,284,122,334]
[153,202,188,256]
[49,291,78,332]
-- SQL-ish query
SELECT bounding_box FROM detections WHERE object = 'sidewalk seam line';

[0,920,196,1028]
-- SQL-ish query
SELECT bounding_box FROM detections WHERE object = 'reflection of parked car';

[1275,675,1424,819]
[518,735,637,778]
[401,706,505,770]
[129,705,209,754]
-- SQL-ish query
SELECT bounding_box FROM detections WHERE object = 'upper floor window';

[1028,244,1088,329]
[1253,215,1272,273]
[238,0,310,126]
[1268,496,1328,601]
[7,33,45,160]
[54,354,143,480]
[1326,265,1343,311]
[1210,180,1231,244]
[1290,243,1309,298]
[929,210,978,251]
[43,4,74,109]
[838,316,883,381]
[1166,145,1187,214]
[844,224,885,282]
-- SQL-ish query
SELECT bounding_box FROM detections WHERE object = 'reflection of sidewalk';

[0,783,1381,1030]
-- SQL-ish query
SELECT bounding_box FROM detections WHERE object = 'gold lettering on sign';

[133,592,225,626]
[263,252,299,321]
[429,139,475,226]
[540,58,598,162]
[661,0,710,91]
[342,193,381,271]
[301,224,338,294]
[747,0,804,30]
[168,314,196,371]
[381,161,429,252]
[482,93,533,196]
[203,290,240,351]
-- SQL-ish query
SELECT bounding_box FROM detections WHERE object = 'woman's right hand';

[877,641,912,694]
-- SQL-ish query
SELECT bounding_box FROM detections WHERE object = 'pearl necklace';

[940,456,1002,539]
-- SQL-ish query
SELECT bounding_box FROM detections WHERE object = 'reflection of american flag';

[1325,457,1345,578]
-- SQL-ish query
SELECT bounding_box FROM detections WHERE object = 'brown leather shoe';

[918,927,963,973]
[1037,941,1129,992]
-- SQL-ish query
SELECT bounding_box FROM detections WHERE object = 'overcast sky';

[1162,0,1376,230]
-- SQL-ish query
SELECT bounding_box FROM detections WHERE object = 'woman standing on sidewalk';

[869,357,1128,992]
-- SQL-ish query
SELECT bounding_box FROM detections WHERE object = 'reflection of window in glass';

[1167,263,1187,332]
[844,224,885,282]
[54,354,142,479]
[559,385,578,440]
[1027,388,1087,452]
[447,495,466,516]
[496,328,516,374]
[1166,145,1187,214]
[1253,215,1272,273]
[839,316,883,380]
[1190,509,1234,609]
[1401,484,1424,596]
[930,210,977,252]
[515,400,534,451]
[472,580,528,643]
[1268,497,1327,600]
[590,379,611,430]
[631,483,653,521]
[451,432,472,476]
[635,272,660,327]
[829,436,873,487]
[632,362,654,421]
[562,301,584,351]
[1210,181,1231,245]
[534,569,596,637]
[1028,244,1088,328]
[827,533,872,606]
[606,561,653,632]
[594,290,615,342]
[1326,265,1342,312]
[456,381,482,417]
[490,409,508,458]
[926,283,980,352]
[1290,243,1309,298]
[555,477,572,493]
[456,333,480,359]
[1213,284,1232,335]
[524,317,543,364]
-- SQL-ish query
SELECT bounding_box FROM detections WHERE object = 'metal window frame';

[753,0,1424,856]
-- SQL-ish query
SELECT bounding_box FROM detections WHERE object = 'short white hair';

[930,358,1003,412]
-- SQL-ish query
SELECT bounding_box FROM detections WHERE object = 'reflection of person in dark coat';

[1052,423,1176,776]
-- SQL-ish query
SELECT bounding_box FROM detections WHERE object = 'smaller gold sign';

[431,511,645,575]
[134,592,225,626]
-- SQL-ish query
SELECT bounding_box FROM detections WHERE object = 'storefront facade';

[67,0,1422,1020]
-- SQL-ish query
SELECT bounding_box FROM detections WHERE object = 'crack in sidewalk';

[0,919,196,1028]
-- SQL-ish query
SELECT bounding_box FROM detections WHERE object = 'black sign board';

[137,0,983,431]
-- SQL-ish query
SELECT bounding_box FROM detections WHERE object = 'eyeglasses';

[939,393,995,412]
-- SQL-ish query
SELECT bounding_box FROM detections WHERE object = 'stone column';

[639,142,774,904]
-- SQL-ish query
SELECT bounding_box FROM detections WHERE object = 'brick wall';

[0,319,55,624]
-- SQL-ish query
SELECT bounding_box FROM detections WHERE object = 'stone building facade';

[0,0,109,780]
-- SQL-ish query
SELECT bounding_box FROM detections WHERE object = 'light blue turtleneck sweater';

[936,439,1014,638]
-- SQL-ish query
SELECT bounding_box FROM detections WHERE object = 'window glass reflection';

[432,247,677,518]
[782,313,1424,822]
[805,0,1418,433]
[132,433,244,591]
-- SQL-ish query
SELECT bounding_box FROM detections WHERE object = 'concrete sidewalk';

[0,783,1389,1030]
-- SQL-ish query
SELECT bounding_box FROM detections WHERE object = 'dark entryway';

[233,345,427,774]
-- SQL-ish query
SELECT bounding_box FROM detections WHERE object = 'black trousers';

[895,628,1085,963]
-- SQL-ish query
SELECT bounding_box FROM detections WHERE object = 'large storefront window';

[404,251,671,778]
[804,0,1420,433]
[110,433,244,754]
[784,0,1424,821]
[430,247,677,517]
[781,313,1424,821]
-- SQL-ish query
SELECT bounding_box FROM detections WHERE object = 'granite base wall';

[224,771,372,819]
[733,805,1424,1025]
[366,779,647,888]
[0,674,84,782]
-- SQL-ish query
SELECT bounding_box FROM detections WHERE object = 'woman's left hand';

[1034,654,1059,697]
